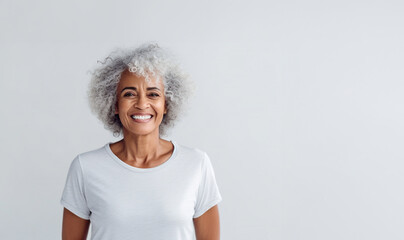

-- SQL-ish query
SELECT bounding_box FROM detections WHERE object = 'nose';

[135,94,149,109]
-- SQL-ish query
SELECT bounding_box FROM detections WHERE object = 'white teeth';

[131,115,152,120]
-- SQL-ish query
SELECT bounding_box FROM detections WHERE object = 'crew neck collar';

[104,140,178,173]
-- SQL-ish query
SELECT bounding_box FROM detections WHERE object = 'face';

[115,70,166,136]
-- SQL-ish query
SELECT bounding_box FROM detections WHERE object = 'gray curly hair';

[87,43,192,137]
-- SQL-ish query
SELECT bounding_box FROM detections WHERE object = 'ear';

[114,102,119,114]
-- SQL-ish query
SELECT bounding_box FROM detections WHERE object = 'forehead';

[118,70,164,89]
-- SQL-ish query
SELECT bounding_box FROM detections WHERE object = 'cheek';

[160,100,167,113]
[117,100,131,113]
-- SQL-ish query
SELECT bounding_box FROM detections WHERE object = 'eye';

[149,92,160,97]
[123,92,135,97]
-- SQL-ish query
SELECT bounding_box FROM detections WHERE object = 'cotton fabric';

[60,141,222,240]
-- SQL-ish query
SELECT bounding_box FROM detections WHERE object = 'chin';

[124,127,160,137]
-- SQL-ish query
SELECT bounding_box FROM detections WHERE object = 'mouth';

[131,114,153,123]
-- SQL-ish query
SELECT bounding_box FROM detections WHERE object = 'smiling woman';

[60,43,223,240]
[87,43,190,137]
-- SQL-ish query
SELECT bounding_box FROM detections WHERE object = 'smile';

[131,115,153,120]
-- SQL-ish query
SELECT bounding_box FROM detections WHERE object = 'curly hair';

[87,43,193,137]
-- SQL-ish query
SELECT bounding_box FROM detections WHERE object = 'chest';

[84,168,200,227]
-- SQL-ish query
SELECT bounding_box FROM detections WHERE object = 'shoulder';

[79,144,107,158]
[174,141,206,157]
[173,141,210,167]
[73,143,110,168]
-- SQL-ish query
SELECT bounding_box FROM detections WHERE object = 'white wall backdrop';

[1,0,403,239]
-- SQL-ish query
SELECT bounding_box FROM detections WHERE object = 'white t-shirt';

[60,141,222,240]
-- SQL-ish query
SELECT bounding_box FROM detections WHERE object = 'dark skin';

[193,205,221,240]
[62,71,220,239]
[62,208,90,240]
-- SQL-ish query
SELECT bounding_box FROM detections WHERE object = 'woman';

[60,43,222,240]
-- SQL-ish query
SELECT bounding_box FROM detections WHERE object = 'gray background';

[1,0,403,239]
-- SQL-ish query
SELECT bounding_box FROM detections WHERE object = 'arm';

[193,205,220,240]
[62,208,90,240]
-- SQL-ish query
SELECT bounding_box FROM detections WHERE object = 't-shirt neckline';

[104,140,178,173]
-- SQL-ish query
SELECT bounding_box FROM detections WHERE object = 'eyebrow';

[120,87,161,93]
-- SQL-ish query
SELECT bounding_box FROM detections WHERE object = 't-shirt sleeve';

[193,152,223,218]
[60,155,91,220]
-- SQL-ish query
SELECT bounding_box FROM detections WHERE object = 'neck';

[118,129,163,164]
